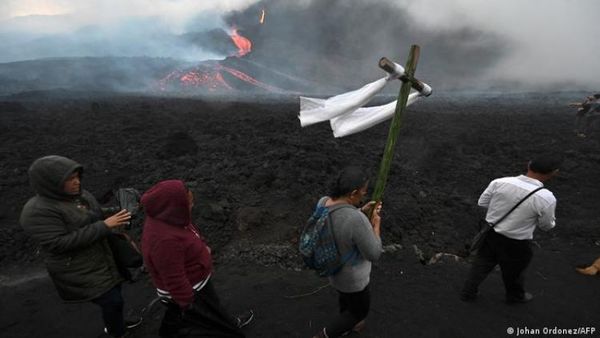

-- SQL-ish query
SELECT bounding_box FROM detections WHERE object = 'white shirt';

[478,175,556,240]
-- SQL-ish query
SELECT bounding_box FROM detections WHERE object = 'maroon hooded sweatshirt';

[141,180,213,309]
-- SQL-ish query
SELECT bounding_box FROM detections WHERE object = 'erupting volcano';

[157,24,291,93]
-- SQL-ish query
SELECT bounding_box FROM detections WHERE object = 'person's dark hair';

[528,155,562,174]
[330,166,369,198]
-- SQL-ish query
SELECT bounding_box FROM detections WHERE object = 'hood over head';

[28,155,83,200]
[141,180,191,227]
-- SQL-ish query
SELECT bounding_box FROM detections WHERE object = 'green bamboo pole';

[370,45,420,213]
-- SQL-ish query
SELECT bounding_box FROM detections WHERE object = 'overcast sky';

[402,0,600,89]
[1,0,598,90]
[0,1,255,26]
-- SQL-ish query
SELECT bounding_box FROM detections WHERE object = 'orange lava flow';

[220,65,281,92]
[158,67,233,91]
[230,28,252,57]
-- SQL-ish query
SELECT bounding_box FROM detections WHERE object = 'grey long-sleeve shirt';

[327,201,383,293]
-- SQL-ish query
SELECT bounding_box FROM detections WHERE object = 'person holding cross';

[312,166,383,338]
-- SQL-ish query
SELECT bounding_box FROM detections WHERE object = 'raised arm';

[20,206,111,254]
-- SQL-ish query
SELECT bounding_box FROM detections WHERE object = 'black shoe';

[125,317,143,329]
[126,317,143,329]
[235,310,254,328]
[506,292,533,304]
[103,317,143,334]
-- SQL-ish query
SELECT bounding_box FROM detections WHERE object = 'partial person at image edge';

[19,155,139,338]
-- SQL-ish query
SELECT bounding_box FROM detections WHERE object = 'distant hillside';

[0,56,339,97]
[0,57,189,96]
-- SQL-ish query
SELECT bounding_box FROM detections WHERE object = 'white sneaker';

[235,310,254,328]
[103,317,143,334]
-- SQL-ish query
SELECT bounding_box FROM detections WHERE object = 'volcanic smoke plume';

[142,0,507,94]
[0,0,508,95]
[220,0,506,92]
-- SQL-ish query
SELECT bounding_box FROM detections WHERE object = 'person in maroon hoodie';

[141,180,253,337]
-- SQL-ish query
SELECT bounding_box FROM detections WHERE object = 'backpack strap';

[316,196,329,208]
[308,197,330,221]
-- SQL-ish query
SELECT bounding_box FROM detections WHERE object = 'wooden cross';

[370,45,422,215]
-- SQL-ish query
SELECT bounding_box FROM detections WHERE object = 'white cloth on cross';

[298,61,431,137]
[299,77,391,127]
[330,92,422,138]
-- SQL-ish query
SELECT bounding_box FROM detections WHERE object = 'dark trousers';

[462,230,533,300]
[91,284,126,337]
[159,280,244,338]
[325,284,370,337]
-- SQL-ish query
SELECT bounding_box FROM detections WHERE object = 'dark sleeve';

[150,239,195,309]
[20,204,110,254]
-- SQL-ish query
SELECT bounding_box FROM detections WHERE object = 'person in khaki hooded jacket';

[20,155,139,338]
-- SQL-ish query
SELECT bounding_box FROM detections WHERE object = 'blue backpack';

[299,197,357,277]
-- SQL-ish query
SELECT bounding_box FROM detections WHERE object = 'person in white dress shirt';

[461,155,561,304]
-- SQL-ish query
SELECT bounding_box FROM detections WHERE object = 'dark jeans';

[462,230,533,300]
[325,284,370,337]
[91,284,126,337]
[159,280,244,338]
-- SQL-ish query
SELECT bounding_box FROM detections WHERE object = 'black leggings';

[325,284,370,337]
[91,284,125,337]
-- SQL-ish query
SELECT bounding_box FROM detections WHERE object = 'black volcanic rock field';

[1,92,599,337]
